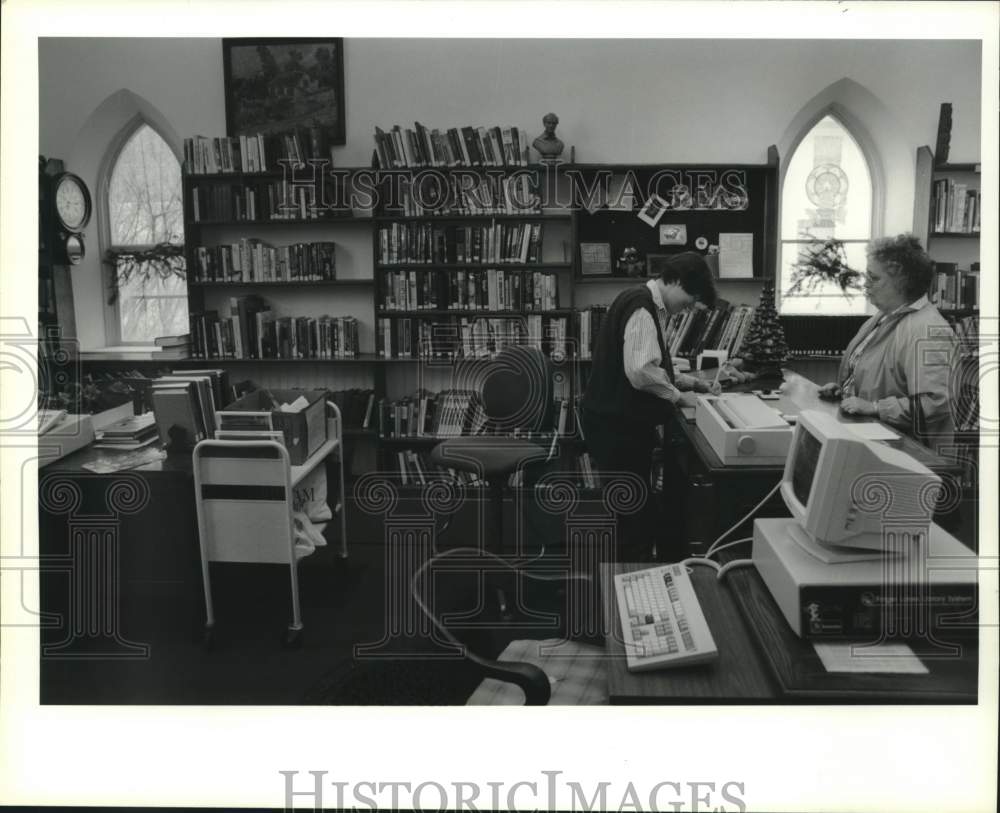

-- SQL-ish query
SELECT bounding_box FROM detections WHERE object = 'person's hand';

[677,391,701,409]
[692,378,721,396]
[817,382,842,401]
[840,396,876,417]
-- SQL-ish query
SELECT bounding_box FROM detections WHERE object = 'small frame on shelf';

[579,242,612,277]
[223,38,346,146]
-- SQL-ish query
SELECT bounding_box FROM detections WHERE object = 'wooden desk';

[601,562,978,704]
[600,563,776,703]
[672,371,965,550]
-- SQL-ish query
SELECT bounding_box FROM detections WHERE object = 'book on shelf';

[929,262,979,311]
[184,131,335,176]
[192,240,336,283]
[377,390,568,443]
[377,222,544,265]
[374,314,568,360]
[383,173,540,217]
[154,333,191,347]
[190,302,359,361]
[188,180,353,222]
[657,299,753,363]
[326,388,376,432]
[374,123,531,169]
[932,178,981,234]
[378,268,559,312]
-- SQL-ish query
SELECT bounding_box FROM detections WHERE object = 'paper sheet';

[813,642,929,674]
[719,232,754,278]
[845,422,901,443]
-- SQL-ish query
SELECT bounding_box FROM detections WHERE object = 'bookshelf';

[370,161,577,473]
[170,130,785,489]
[912,145,980,523]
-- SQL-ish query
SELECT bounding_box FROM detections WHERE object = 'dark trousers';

[582,409,665,563]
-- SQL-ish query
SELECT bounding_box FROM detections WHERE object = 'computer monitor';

[780,410,941,560]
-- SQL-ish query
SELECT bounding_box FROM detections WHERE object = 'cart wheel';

[283,626,303,649]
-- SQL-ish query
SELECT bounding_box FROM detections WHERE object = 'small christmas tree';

[738,278,789,380]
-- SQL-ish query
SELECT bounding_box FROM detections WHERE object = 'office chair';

[306,547,607,705]
[429,344,559,615]
[430,343,556,547]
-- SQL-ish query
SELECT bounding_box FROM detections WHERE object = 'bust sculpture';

[532,112,565,161]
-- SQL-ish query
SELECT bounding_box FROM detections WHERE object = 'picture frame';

[579,242,613,277]
[659,223,688,245]
[637,193,668,227]
[223,38,346,145]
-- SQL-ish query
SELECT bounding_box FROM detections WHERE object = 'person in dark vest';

[581,251,719,563]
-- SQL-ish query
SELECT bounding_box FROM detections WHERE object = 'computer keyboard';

[614,564,718,671]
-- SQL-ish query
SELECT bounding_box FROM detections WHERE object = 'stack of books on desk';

[93,413,159,450]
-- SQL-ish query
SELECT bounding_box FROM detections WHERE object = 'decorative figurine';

[617,246,645,277]
[532,112,565,161]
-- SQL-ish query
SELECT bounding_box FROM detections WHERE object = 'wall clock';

[53,172,92,232]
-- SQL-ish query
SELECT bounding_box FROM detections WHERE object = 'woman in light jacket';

[818,234,958,452]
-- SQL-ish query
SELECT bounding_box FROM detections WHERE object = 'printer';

[695,393,793,465]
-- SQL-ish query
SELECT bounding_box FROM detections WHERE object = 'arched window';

[779,114,873,316]
[104,121,187,343]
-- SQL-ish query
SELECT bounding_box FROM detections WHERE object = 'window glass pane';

[109,124,184,246]
[118,267,189,342]
[780,115,872,241]
[779,240,871,316]
[108,124,187,343]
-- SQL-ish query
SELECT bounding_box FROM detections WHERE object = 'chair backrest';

[192,440,296,565]
[480,345,553,432]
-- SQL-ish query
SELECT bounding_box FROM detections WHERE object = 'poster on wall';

[223,38,346,145]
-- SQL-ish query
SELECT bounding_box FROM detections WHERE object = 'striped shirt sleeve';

[623,308,682,404]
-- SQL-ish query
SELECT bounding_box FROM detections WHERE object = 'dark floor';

[38,494,577,705]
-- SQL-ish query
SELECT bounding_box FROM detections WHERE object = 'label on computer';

[798,586,978,639]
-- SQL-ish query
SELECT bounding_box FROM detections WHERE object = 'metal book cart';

[193,402,347,647]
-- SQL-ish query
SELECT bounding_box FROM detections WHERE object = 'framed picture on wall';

[223,38,346,145]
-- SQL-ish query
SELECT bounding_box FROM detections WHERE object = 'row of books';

[183,131,330,176]
[150,369,229,449]
[189,182,350,223]
[382,173,540,217]
[374,122,533,169]
[379,269,560,312]
[663,301,755,360]
[575,301,756,362]
[376,390,570,440]
[191,240,337,283]
[931,179,981,234]
[929,263,979,311]
[93,412,159,450]
[377,223,545,265]
[376,390,484,439]
[375,315,570,360]
[190,299,360,360]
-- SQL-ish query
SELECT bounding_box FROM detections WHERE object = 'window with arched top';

[104,121,187,343]
[779,114,873,316]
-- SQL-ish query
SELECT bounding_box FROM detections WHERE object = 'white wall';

[39,37,982,347]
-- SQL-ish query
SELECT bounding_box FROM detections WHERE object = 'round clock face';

[55,173,92,232]
[64,233,85,265]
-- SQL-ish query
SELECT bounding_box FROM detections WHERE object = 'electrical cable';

[705,480,781,557]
